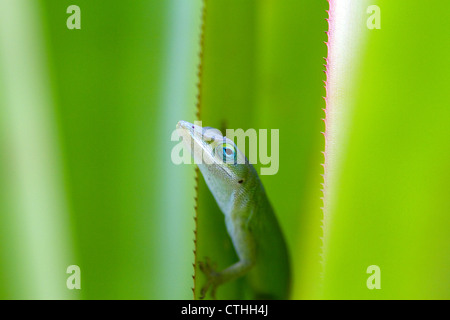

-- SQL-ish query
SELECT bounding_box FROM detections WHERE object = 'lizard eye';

[217,143,236,164]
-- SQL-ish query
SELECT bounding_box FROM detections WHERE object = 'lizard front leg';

[199,257,254,299]
[199,218,256,299]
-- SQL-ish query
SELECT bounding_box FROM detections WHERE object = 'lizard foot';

[198,257,221,299]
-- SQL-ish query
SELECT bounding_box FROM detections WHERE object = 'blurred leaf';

[0,0,76,299]
[322,0,450,299]
[0,0,202,299]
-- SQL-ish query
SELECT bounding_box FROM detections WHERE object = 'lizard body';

[176,120,290,299]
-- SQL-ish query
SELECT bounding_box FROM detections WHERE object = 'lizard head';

[176,120,257,214]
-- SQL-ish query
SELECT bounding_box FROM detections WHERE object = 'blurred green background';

[0,0,449,300]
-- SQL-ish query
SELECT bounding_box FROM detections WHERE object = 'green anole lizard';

[176,120,290,300]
